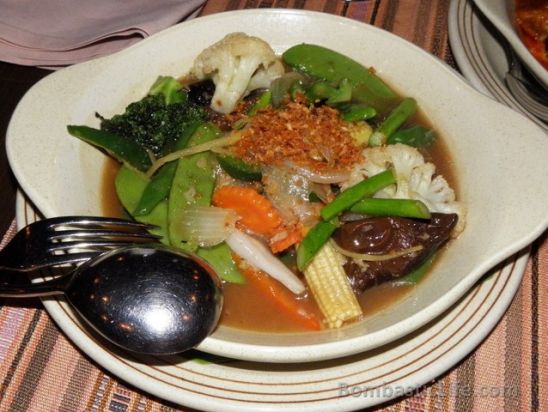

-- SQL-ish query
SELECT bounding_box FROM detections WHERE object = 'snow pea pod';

[134,120,202,216]
[114,165,168,242]
[197,243,245,284]
[167,123,245,283]
[321,170,396,220]
[168,123,219,251]
[67,125,152,172]
[282,44,397,112]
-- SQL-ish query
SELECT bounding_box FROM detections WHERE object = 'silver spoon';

[0,245,223,355]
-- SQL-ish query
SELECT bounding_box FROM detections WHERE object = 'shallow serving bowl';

[6,9,548,363]
[473,0,548,88]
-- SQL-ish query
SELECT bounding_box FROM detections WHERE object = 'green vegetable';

[307,78,352,105]
[321,170,396,220]
[133,162,177,216]
[369,97,417,146]
[297,219,338,271]
[398,253,436,284]
[283,44,397,112]
[134,120,202,216]
[167,123,219,251]
[148,76,187,105]
[340,104,377,122]
[98,76,205,157]
[197,243,245,284]
[308,192,322,203]
[387,125,436,147]
[247,90,272,116]
[270,72,307,107]
[67,125,152,172]
[350,198,431,219]
[216,154,262,181]
[114,165,168,241]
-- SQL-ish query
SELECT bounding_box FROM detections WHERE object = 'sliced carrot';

[270,224,304,254]
[213,185,282,237]
[235,257,323,331]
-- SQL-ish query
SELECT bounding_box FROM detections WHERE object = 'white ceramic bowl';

[473,0,548,88]
[6,9,548,363]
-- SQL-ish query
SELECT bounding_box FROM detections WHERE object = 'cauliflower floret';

[191,32,285,114]
[346,143,466,235]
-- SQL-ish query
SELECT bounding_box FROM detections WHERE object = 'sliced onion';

[225,230,306,294]
[285,161,350,184]
[178,206,237,247]
[331,241,424,262]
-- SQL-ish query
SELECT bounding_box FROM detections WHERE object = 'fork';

[504,48,548,123]
[0,216,160,272]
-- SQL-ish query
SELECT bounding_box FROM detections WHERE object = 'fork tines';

[46,216,161,252]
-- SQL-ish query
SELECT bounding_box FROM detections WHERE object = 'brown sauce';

[101,157,123,217]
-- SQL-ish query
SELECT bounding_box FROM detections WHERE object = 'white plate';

[16,191,527,411]
[448,0,548,132]
[6,7,548,364]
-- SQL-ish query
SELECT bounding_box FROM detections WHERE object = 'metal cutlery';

[0,216,160,273]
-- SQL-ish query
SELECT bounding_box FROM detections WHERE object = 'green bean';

[350,198,431,219]
[67,125,151,172]
[398,253,436,284]
[387,125,436,147]
[368,97,417,146]
[297,219,338,271]
[320,170,396,220]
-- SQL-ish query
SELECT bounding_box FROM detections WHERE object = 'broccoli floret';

[97,77,206,157]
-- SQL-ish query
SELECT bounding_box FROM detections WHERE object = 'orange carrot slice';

[270,224,304,254]
[213,186,282,237]
[238,261,322,331]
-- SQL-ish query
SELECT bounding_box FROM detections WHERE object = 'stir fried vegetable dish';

[68,33,466,331]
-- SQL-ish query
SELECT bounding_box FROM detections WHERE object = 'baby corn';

[304,241,362,328]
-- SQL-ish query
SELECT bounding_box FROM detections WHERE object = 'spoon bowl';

[1,245,224,355]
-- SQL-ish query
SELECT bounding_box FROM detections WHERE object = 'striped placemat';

[1,1,546,411]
